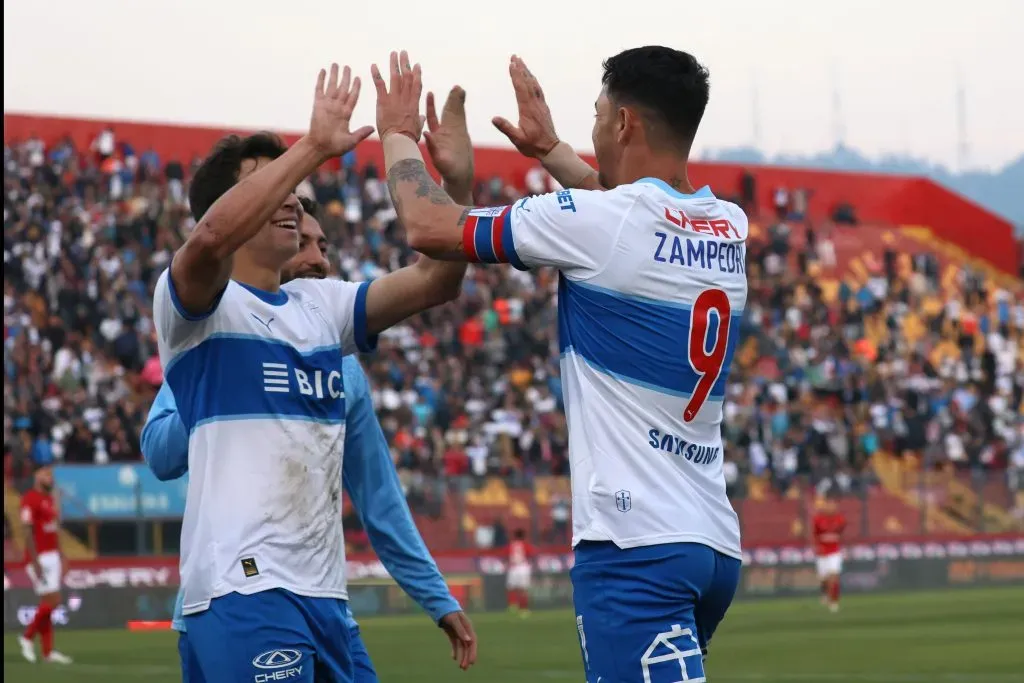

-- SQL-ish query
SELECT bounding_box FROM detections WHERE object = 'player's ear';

[616,106,636,146]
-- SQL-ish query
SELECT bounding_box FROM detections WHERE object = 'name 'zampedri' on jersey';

[152,272,376,615]
[462,179,747,559]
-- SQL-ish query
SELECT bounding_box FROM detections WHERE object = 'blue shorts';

[177,620,377,683]
[182,589,378,683]
[571,541,741,683]
[178,631,204,683]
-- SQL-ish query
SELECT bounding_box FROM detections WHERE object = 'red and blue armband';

[461,205,527,270]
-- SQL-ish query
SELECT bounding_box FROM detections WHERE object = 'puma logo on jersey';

[262,362,344,399]
[251,313,275,331]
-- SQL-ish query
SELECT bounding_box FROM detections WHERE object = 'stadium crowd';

[4,131,1023,517]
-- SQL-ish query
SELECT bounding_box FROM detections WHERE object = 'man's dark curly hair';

[188,132,288,221]
[298,196,321,223]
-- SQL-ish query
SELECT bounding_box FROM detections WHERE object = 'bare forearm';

[363,172,469,332]
[364,257,464,334]
[540,141,605,191]
[172,137,326,311]
[443,181,473,207]
[384,136,469,258]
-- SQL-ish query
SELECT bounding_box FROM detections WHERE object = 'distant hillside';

[702,146,1024,234]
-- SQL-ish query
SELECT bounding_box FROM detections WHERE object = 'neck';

[232,260,282,293]
[620,148,694,194]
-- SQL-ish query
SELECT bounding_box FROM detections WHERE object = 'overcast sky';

[4,0,1022,170]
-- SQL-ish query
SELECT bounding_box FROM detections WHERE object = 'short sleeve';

[295,279,378,355]
[461,188,630,275]
[153,268,225,353]
[20,501,33,524]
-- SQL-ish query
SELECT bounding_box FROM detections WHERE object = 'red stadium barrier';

[5,532,1022,578]
[4,112,1017,274]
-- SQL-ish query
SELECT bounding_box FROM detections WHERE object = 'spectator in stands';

[3,132,1021,545]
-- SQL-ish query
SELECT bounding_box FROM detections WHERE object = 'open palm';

[492,55,560,159]
[424,86,474,190]
[308,63,374,158]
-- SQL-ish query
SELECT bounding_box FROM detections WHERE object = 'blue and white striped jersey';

[152,272,376,615]
[463,179,746,559]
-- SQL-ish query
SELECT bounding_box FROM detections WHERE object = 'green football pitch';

[5,587,1023,682]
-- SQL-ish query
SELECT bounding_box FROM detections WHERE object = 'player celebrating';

[17,465,73,664]
[143,85,480,680]
[374,48,745,682]
[506,529,535,616]
[812,493,847,613]
[153,63,471,682]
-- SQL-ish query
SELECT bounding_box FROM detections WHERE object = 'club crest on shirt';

[307,301,331,328]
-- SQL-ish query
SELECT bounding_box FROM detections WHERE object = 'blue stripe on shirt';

[556,276,742,399]
[164,336,347,432]
[142,356,459,632]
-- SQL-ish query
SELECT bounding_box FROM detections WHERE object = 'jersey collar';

[635,177,714,199]
[236,281,289,306]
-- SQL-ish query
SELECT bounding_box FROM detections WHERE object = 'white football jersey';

[464,179,746,559]
[153,272,376,614]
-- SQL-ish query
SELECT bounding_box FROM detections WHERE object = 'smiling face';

[281,211,330,283]
[234,157,301,269]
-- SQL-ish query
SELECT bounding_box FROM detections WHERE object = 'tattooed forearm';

[387,159,454,209]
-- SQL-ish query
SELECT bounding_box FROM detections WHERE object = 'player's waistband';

[574,540,741,566]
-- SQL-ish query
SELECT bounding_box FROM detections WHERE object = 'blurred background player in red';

[17,465,73,664]
[812,492,847,613]
[507,528,535,617]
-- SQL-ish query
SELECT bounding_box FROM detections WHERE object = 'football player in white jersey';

[152,63,471,682]
[373,48,745,682]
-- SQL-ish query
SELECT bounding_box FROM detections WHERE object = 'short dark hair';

[188,132,288,221]
[601,46,710,149]
[298,196,321,222]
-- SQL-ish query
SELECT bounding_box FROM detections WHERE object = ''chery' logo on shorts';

[253,649,302,669]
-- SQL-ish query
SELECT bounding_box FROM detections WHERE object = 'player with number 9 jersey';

[463,182,746,681]
[466,180,746,556]
[379,45,745,682]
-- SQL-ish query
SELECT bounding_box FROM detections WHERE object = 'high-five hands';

[492,55,561,158]
[424,86,474,193]
[308,64,375,159]
[371,50,425,143]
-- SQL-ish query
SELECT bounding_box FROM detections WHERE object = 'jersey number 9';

[684,288,731,422]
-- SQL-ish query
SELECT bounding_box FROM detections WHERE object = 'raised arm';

[171,64,373,315]
[492,55,606,191]
[371,51,620,271]
[140,383,189,481]
[357,75,477,335]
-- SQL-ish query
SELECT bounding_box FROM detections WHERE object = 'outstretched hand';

[424,86,474,192]
[308,64,375,159]
[371,50,425,143]
[439,610,478,671]
[492,55,560,159]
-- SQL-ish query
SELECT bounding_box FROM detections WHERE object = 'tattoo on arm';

[430,208,471,258]
[387,159,454,209]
